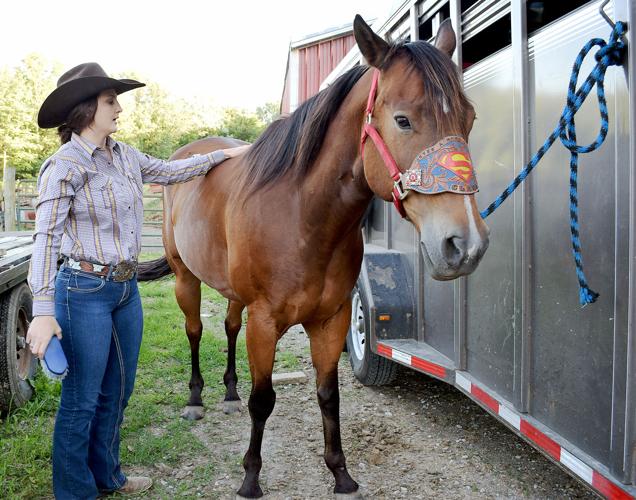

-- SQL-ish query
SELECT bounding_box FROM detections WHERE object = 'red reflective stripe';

[520,420,561,461]
[592,472,635,500]
[471,385,499,413]
[377,343,392,357]
[411,356,446,378]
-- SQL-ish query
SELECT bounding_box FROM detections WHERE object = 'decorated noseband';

[399,136,478,196]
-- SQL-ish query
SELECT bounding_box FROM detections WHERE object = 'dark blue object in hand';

[41,335,68,380]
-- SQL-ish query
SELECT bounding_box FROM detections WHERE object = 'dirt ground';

[136,323,598,500]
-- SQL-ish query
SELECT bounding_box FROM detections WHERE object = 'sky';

[1,0,401,111]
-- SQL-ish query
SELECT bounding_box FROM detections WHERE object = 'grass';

[0,273,298,498]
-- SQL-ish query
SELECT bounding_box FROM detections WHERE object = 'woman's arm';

[129,144,250,185]
[26,158,76,358]
[27,158,77,316]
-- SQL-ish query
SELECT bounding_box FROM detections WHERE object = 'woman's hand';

[26,315,62,360]
[221,144,251,159]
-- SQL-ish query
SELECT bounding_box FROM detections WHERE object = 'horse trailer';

[336,1,636,498]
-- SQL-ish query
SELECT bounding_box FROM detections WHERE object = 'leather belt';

[64,257,137,282]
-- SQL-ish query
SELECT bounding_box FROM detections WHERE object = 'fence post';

[3,153,16,231]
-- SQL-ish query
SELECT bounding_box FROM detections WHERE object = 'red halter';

[359,69,408,218]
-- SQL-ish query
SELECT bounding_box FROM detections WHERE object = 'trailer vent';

[462,13,511,69]
[527,1,592,36]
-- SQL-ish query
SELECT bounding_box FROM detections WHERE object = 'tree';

[255,101,280,126]
[214,108,266,143]
[0,54,61,177]
[1,54,281,172]
[114,75,210,159]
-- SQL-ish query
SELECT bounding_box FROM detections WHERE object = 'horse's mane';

[243,39,469,193]
[244,65,368,193]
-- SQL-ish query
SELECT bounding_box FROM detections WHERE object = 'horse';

[138,15,489,498]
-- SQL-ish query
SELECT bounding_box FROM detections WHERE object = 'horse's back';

[169,136,247,161]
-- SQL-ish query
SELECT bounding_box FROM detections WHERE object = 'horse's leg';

[222,300,245,414]
[304,302,360,497]
[173,262,206,421]
[237,311,278,498]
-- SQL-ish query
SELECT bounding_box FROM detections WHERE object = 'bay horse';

[139,15,489,498]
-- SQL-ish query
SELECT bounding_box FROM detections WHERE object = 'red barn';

[280,23,356,114]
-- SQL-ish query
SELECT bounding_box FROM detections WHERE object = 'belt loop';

[106,265,114,281]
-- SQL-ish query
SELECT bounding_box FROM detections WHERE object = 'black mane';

[243,65,368,192]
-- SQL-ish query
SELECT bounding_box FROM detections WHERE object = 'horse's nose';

[442,235,467,268]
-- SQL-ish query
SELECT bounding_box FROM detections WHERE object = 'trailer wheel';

[0,283,36,413]
[346,286,396,386]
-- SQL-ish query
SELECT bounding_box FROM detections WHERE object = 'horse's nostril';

[442,236,467,267]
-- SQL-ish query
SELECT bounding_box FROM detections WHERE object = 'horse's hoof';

[180,405,205,420]
[223,400,242,414]
[236,491,263,499]
[236,484,264,498]
[335,491,364,499]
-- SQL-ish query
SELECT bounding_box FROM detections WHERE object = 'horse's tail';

[137,256,173,281]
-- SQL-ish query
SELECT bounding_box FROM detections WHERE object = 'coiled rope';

[480,21,627,305]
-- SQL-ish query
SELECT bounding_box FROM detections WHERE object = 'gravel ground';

[156,325,597,500]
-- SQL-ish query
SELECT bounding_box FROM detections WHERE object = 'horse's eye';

[394,115,411,130]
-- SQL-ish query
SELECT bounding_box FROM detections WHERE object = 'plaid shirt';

[28,133,225,316]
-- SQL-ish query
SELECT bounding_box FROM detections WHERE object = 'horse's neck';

[300,71,375,237]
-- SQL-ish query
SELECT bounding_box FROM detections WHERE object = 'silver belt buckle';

[112,261,137,282]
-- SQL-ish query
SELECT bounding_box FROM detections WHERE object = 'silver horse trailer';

[337,1,636,498]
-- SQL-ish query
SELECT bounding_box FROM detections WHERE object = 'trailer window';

[418,3,451,42]
[461,13,511,69]
[527,0,591,35]
[461,0,480,11]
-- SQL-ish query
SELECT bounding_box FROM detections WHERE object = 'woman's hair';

[57,96,98,144]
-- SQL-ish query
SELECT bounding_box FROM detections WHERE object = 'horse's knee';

[248,387,276,421]
[225,301,244,337]
[185,322,203,343]
[317,384,339,413]
[224,317,242,337]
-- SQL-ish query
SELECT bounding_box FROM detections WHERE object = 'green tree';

[114,76,208,159]
[215,108,265,143]
[0,54,61,177]
[255,101,280,126]
[1,54,280,171]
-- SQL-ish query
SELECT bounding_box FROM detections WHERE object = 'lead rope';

[480,21,627,305]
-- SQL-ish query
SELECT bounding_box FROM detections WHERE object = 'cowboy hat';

[37,62,145,129]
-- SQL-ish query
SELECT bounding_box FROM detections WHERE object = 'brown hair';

[57,96,98,144]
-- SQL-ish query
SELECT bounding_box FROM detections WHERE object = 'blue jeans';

[52,267,143,499]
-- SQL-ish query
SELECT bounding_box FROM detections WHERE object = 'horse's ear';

[354,14,390,68]
[434,19,457,57]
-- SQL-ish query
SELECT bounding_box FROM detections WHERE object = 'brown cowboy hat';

[37,62,145,129]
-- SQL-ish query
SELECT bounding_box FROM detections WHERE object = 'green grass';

[0,277,297,498]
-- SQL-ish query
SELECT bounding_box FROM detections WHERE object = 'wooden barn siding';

[298,34,355,104]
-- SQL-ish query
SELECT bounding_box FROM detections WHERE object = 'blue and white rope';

[480,21,627,305]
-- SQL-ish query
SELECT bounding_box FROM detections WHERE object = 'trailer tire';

[347,286,396,386]
[0,283,36,414]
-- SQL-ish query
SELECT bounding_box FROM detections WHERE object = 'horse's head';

[354,16,489,281]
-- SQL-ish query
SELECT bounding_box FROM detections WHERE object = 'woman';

[26,62,249,498]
